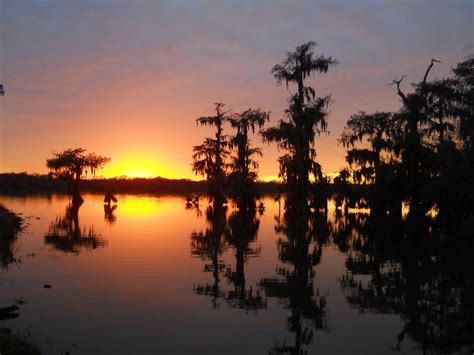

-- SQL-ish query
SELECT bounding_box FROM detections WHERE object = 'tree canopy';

[339,55,474,219]
[192,103,230,206]
[46,148,110,202]
[264,41,338,212]
[228,108,270,209]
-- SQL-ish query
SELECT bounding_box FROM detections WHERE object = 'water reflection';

[185,199,203,218]
[44,202,107,253]
[335,212,474,354]
[189,194,474,354]
[225,208,265,311]
[1,194,473,354]
[191,204,228,307]
[104,204,117,225]
[262,209,328,354]
[0,206,22,269]
[0,233,18,270]
[191,203,266,311]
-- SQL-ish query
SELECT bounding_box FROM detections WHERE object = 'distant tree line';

[0,173,280,195]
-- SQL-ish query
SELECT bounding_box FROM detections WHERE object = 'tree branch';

[388,75,407,104]
[422,58,441,86]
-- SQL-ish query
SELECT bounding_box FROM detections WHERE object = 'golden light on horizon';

[258,175,281,182]
[102,159,161,178]
[99,151,191,179]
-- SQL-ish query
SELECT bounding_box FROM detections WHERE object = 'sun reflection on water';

[116,195,172,217]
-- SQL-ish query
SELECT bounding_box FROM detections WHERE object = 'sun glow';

[97,151,197,180]
[100,152,165,179]
[103,160,161,178]
[258,175,282,182]
[122,167,158,179]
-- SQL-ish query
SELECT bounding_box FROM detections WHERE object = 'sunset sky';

[1,0,472,180]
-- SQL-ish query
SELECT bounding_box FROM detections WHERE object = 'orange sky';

[0,1,472,180]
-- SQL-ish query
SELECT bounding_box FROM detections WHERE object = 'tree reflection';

[0,205,22,269]
[44,202,107,253]
[189,191,474,353]
[336,212,474,354]
[185,199,202,218]
[191,201,266,311]
[0,237,17,270]
[191,203,228,308]
[104,204,117,225]
[262,208,328,354]
[224,207,265,311]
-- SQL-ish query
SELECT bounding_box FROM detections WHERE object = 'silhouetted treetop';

[193,103,230,206]
[228,108,269,175]
[264,42,337,212]
[46,148,110,203]
[228,108,269,135]
[271,41,338,88]
[46,148,110,180]
[340,112,394,149]
[228,108,269,209]
[196,102,231,128]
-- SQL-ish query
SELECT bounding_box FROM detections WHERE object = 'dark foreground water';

[0,194,472,354]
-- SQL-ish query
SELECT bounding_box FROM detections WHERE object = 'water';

[0,194,472,354]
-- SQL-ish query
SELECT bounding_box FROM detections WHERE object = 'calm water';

[0,194,472,354]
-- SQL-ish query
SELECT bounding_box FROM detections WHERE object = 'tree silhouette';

[192,103,230,206]
[263,42,338,213]
[228,108,270,209]
[340,111,402,216]
[340,56,474,219]
[452,56,474,152]
[388,59,441,217]
[46,148,110,204]
[331,168,352,214]
[446,56,474,215]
